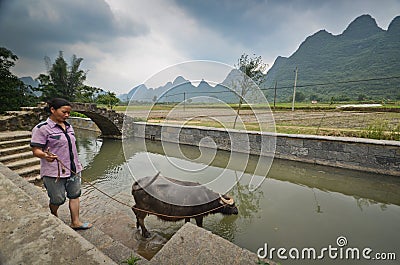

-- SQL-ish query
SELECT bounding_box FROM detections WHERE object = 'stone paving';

[0,165,117,265]
[149,222,275,265]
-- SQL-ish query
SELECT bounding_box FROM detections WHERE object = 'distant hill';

[20,76,39,87]
[119,76,238,103]
[263,14,400,102]
[19,76,42,97]
[121,14,400,103]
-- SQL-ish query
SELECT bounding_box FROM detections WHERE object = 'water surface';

[75,130,400,264]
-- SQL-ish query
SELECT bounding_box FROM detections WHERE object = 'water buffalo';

[131,173,238,238]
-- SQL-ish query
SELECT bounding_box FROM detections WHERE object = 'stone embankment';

[134,122,400,176]
[0,107,46,132]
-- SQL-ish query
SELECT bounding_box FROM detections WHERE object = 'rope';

[45,151,227,219]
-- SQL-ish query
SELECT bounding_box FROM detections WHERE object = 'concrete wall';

[133,122,400,176]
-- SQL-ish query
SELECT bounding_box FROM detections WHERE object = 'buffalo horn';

[219,194,234,205]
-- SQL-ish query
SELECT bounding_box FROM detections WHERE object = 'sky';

[1,0,399,95]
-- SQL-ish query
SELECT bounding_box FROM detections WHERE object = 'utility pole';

[291,66,298,112]
[183,92,186,111]
[273,80,277,109]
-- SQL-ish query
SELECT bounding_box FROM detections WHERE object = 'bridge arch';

[71,103,132,139]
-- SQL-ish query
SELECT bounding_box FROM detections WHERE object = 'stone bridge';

[0,103,135,139]
[71,103,134,139]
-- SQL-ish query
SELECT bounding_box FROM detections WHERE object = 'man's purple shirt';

[30,118,83,178]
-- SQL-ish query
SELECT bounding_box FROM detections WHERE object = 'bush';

[70,111,88,118]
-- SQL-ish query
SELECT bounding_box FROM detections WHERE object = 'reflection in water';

[83,138,126,181]
[76,131,400,264]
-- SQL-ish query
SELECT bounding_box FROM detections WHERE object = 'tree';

[75,85,103,103]
[310,94,321,102]
[357,93,367,101]
[37,51,86,101]
[289,91,306,102]
[336,94,351,102]
[96,91,120,109]
[233,53,266,129]
[0,47,31,114]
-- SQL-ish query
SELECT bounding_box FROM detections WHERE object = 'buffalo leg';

[195,216,203,227]
[132,206,151,238]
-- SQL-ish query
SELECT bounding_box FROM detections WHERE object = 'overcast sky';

[1,0,399,95]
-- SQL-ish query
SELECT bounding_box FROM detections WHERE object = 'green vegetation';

[121,254,141,265]
[263,15,400,103]
[120,101,399,112]
[96,91,120,109]
[233,53,267,129]
[124,103,399,140]
[0,47,38,113]
[36,51,86,102]
[35,50,120,107]
[70,111,88,118]
[361,120,400,140]
[0,48,121,110]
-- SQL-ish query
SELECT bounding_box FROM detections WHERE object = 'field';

[114,103,400,140]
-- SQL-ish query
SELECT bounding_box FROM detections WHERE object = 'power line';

[159,90,234,98]
[129,75,400,101]
[262,75,400,91]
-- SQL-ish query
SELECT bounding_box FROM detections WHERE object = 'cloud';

[0,0,399,94]
[84,0,247,92]
[174,0,400,68]
[0,0,147,58]
[0,0,151,92]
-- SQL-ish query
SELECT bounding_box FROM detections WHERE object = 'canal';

[74,129,400,264]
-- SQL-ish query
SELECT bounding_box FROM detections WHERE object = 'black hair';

[44,98,71,113]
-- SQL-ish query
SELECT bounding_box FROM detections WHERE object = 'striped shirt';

[30,118,83,178]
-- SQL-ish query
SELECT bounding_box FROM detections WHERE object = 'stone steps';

[4,157,40,170]
[0,138,31,148]
[0,131,41,182]
[12,162,41,182]
[0,144,32,156]
[0,130,32,141]
[0,142,31,156]
[0,151,33,163]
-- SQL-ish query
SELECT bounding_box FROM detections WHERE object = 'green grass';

[105,101,400,112]
[113,104,177,112]
[70,111,88,118]
[97,101,400,140]
[361,121,400,140]
[121,254,141,265]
